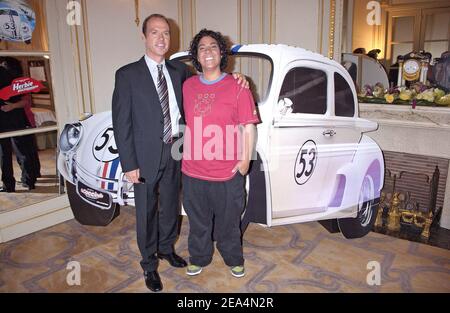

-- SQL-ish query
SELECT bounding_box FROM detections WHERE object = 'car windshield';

[174,52,273,105]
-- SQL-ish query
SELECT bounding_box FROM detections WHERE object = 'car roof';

[232,44,333,63]
[172,43,347,75]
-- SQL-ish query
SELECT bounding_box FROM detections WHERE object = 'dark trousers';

[134,142,181,272]
[15,135,41,180]
[0,135,36,189]
[0,138,15,189]
[12,135,40,183]
[182,173,246,267]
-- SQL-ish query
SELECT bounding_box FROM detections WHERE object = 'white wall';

[85,0,179,113]
[275,0,321,51]
[195,0,239,44]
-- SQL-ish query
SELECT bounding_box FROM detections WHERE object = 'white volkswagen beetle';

[58,44,384,238]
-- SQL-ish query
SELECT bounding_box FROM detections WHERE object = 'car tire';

[337,174,379,239]
[25,39,32,44]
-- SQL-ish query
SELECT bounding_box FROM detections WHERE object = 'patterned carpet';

[0,148,59,214]
[1,206,449,293]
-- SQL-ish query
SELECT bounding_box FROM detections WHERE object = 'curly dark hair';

[189,29,229,72]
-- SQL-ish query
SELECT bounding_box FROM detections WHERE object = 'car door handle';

[322,129,336,137]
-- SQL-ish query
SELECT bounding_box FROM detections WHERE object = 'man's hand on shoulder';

[232,72,250,89]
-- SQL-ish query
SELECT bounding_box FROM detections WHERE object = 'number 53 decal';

[92,127,119,162]
[294,140,318,185]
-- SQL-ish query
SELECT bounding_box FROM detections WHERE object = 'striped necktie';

[157,64,172,143]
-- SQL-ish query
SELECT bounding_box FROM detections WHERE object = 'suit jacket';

[112,56,190,183]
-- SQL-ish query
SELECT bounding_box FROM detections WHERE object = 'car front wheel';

[337,174,379,239]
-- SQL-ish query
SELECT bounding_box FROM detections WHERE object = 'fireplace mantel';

[359,103,450,129]
[359,103,450,230]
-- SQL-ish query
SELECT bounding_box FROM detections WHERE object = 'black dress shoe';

[0,186,15,193]
[157,252,187,268]
[144,270,163,292]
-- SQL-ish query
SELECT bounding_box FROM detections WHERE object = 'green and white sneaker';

[186,264,202,276]
[230,265,245,278]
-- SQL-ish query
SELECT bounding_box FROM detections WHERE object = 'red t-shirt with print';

[182,74,260,181]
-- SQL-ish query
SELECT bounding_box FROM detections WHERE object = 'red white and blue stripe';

[99,158,120,191]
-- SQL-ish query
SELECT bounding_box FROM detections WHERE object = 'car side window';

[334,72,355,117]
[279,67,327,114]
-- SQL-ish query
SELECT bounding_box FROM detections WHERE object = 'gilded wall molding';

[134,0,140,26]
[238,0,243,73]
[178,0,184,50]
[238,0,242,44]
[191,0,196,38]
[327,0,345,61]
[270,0,275,43]
[258,0,262,43]
[328,0,336,58]
[334,0,344,61]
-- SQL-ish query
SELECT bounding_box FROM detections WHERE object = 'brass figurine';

[387,192,401,231]
[375,192,385,228]
[421,211,433,238]
[401,211,414,224]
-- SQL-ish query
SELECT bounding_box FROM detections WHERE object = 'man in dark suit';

[112,14,189,292]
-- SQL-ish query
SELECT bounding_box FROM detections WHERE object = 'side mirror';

[277,98,293,115]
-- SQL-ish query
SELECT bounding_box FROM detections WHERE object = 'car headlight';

[60,123,82,152]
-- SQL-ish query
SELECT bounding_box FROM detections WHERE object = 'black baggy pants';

[182,173,246,267]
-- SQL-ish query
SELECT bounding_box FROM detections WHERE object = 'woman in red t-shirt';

[181,29,259,278]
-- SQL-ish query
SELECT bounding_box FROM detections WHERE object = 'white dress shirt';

[144,55,180,136]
